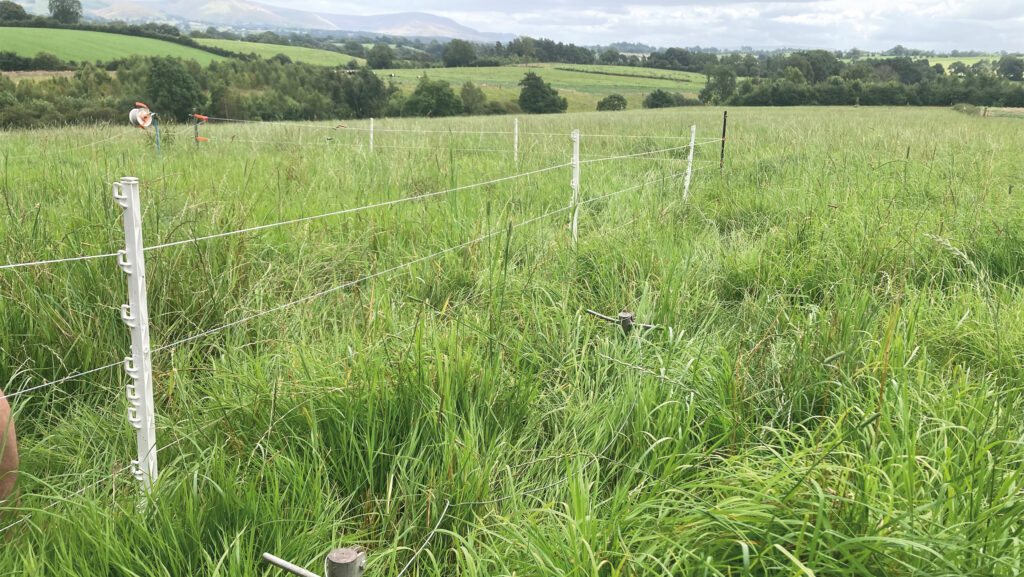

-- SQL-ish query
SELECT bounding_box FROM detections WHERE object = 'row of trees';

[728,75,1024,107]
[0,56,575,128]
[647,47,1024,85]
[1,0,82,24]
[686,51,1024,107]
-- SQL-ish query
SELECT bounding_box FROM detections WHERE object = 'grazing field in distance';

[0,27,225,65]
[378,63,706,110]
[195,38,367,67]
[1,107,1022,576]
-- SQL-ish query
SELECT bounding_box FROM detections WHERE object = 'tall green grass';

[0,107,1022,575]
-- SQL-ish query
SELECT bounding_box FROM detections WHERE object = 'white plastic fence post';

[513,118,519,163]
[113,176,158,491]
[570,129,580,245]
[683,124,696,199]
[369,117,374,153]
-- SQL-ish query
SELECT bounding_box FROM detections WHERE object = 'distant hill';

[35,0,514,41]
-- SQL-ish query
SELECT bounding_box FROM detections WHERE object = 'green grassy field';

[197,38,367,67]
[0,27,224,65]
[1,107,1023,575]
[379,63,705,112]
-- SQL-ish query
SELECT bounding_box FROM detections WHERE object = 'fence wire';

[152,168,690,354]
[145,161,571,252]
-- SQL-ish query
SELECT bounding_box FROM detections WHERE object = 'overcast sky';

[261,0,1023,52]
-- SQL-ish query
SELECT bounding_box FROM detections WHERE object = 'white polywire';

[394,500,452,577]
[579,139,721,165]
[207,134,512,154]
[579,143,692,164]
[146,162,571,253]
[523,132,719,142]
[374,128,511,135]
[0,460,135,533]
[4,359,124,400]
[0,417,217,534]
[152,170,687,353]
[205,116,511,135]
[204,137,364,148]
[0,251,120,271]
[5,130,132,160]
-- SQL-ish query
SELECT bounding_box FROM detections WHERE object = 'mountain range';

[21,0,513,41]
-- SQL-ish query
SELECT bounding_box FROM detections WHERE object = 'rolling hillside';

[0,27,224,65]
[196,39,366,67]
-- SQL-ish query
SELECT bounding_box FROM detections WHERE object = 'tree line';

[0,56,579,128]
[693,51,1024,107]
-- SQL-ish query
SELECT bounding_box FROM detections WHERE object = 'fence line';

[580,140,719,165]
[4,130,133,160]
[205,117,511,135]
[204,137,514,155]
[204,115,717,142]
[1,162,696,403]
[520,131,696,140]
[0,162,570,271]
[146,161,571,252]
[151,167,690,354]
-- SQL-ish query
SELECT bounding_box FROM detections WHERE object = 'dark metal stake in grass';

[585,309,658,334]
[720,110,728,171]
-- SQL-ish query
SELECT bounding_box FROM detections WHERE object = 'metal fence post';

[570,129,580,245]
[720,111,728,171]
[369,117,374,153]
[113,176,158,491]
[513,118,519,163]
[326,548,367,577]
[683,124,696,199]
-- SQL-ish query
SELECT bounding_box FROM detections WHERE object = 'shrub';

[596,93,627,111]
[145,57,206,121]
[460,82,487,115]
[643,89,701,109]
[403,76,462,117]
[518,72,567,114]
